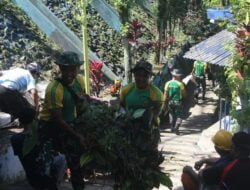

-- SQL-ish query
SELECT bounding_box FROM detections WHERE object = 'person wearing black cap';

[38,51,87,190]
[162,68,185,135]
[0,62,40,121]
[119,59,163,181]
[120,59,163,119]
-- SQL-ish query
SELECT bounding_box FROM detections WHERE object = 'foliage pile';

[74,103,172,190]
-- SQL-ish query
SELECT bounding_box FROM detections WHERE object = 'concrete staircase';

[156,82,218,190]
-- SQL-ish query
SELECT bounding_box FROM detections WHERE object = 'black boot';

[175,124,181,135]
[72,183,84,190]
[171,127,175,133]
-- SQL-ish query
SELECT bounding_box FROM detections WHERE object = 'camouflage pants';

[38,121,85,190]
[168,104,182,130]
[195,76,206,99]
[64,137,85,190]
[11,133,62,190]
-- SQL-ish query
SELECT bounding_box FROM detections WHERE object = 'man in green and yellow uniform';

[39,51,86,190]
[162,69,185,135]
[192,60,207,100]
[120,59,163,157]
[120,60,163,121]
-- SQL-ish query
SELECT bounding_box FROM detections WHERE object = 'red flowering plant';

[127,20,143,47]
[149,35,177,51]
[228,23,250,82]
[226,17,250,127]
[234,24,250,60]
[166,35,177,47]
[89,60,104,96]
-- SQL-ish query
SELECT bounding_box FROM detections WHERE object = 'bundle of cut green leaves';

[74,102,173,190]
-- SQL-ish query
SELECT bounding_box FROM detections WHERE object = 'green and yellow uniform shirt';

[39,75,85,123]
[193,60,207,77]
[120,83,163,114]
[164,80,184,104]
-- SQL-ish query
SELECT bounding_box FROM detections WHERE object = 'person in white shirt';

[0,62,40,122]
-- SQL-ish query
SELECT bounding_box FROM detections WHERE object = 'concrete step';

[158,82,218,190]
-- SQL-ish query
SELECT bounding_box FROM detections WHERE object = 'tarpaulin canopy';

[183,30,235,66]
[207,8,234,22]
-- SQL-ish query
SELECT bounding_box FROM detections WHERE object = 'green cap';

[132,59,153,74]
[57,51,82,66]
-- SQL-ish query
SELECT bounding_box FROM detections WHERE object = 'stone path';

[1,83,219,190]
[156,82,218,190]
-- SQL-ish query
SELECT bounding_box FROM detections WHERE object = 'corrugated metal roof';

[183,30,235,66]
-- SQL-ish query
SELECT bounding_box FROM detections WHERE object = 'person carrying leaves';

[120,59,163,124]
[38,51,87,190]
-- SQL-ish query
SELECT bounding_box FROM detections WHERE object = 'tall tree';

[154,0,167,65]
[154,0,189,65]
[112,0,134,83]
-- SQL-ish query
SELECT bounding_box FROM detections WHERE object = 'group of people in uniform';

[0,51,235,190]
